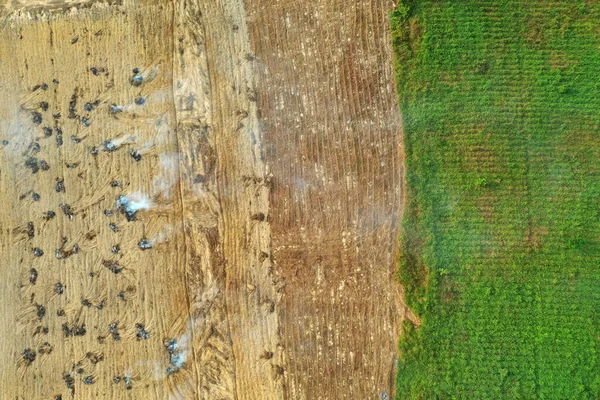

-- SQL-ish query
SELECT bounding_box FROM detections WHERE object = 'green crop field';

[391,1,600,398]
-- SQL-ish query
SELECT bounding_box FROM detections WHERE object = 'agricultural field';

[392,0,600,398]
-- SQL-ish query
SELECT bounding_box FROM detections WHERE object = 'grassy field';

[392,1,600,398]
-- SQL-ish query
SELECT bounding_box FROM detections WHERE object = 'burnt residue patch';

[86,352,104,364]
[135,323,150,340]
[59,204,74,219]
[40,101,49,111]
[63,372,75,395]
[102,259,122,274]
[81,299,92,308]
[130,74,143,86]
[83,375,94,385]
[39,342,54,355]
[55,178,65,193]
[25,157,39,173]
[36,303,46,320]
[103,140,118,152]
[23,348,36,365]
[62,323,86,337]
[165,338,185,375]
[43,127,53,137]
[27,222,34,239]
[68,89,79,119]
[33,247,44,257]
[138,238,152,250]
[29,268,38,284]
[55,282,64,295]
[44,210,56,220]
[40,159,50,171]
[108,321,121,341]
[32,112,42,125]
[129,149,142,162]
[32,192,41,201]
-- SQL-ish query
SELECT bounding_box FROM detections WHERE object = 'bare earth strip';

[0,0,407,398]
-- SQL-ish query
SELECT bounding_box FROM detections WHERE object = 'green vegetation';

[391,1,600,398]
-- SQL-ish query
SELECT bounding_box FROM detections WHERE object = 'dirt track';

[0,0,406,398]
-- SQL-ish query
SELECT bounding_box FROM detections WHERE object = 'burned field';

[0,0,403,399]
[393,1,600,398]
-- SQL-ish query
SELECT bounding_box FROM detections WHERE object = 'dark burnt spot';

[68,89,79,119]
[138,238,152,250]
[261,351,274,359]
[33,247,44,257]
[36,303,46,319]
[97,336,106,344]
[103,140,118,152]
[132,68,139,74]
[59,204,74,219]
[90,146,99,156]
[23,348,36,365]
[113,376,121,383]
[103,259,122,274]
[25,157,39,173]
[40,101,49,111]
[56,133,63,147]
[40,159,50,171]
[39,342,53,355]
[71,36,78,44]
[86,352,104,364]
[81,299,92,308]
[111,180,121,187]
[55,282,64,295]
[66,162,79,169]
[53,113,61,119]
[108,222,119,232]
[104,209,114,216]
[62,323,86,337]
[32,192,41,201]
[109,321,121,341]
[27,222,34,239]
[111,245,120,254]
[135,323,150,340]
[83,376,94,385]
[33,326,49,336]
[81,117,91,127]
[129,149,142,162]
[55,178,65,193]
[134,97,145,105]
[85,231,97,240]
[41,83,48,90]
[63,372,75,395]
[110,104,123,114]
[90,67,105,76]
[29,268,38,284]
[130,74,143,86]
[251,212,266,221]
[44,210,56,220]
[57,309,65,317]
[96,299,106,310]
[29,142,41,154]
[32,112,42,125]
[43,127,53,137]
[53,79,59,85]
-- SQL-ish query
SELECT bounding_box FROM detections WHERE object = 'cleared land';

[393,0,600,398]
[0,0,404,398]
